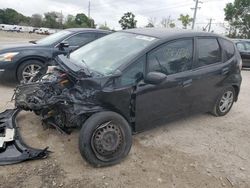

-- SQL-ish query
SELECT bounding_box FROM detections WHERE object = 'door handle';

[221,67,229,75]
[182,79,192,88]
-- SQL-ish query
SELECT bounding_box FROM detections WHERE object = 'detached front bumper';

[0,109,50,165]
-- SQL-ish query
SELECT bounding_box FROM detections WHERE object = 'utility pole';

[208,18,214,32]
[191,0,202,29]
[88,0,91,18]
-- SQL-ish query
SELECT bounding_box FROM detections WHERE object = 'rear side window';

[147,39,193,75]
[195,38,221,68]
[219,38,235,62]
[245,42,250,51]
[97,33,108,38]
[236,43,245,51]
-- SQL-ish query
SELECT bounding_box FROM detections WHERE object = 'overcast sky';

[0,0,234,33]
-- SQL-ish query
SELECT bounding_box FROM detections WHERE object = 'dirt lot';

[0,31,43,44]
[0,32,250,188]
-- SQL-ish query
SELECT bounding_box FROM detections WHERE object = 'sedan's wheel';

[212,87,235,116]
[17,60,46,83]
[22,64,42,83]
[79,111,132,167]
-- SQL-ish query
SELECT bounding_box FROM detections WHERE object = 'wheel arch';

[84,108,135,133]
[232,84,240,102]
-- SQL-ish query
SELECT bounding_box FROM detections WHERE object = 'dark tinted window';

[120,56,145,86]
[236,42,245,51]
[66,33,96,46]
[245,42,250,52]
[97,33,108,38]
[196,38,221,68]
[219,38,235,62]
[147,39,193,75]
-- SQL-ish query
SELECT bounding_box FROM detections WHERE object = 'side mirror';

[144,72,167,85]
[58,42,69,50]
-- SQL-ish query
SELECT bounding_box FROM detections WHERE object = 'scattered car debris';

[0,109,49,165]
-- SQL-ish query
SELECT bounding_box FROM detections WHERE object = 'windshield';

[70,32,158,75]
[36,30,71,45]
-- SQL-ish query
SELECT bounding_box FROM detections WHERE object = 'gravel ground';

[0,33,250,188]
[0,31,43,44]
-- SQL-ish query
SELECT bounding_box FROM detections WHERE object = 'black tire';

[17,60,46,83]
[79,111,132,167]
[212,87,235,117]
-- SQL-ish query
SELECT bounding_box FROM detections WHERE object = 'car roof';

[65,28,112,33]
[122,28,222,39]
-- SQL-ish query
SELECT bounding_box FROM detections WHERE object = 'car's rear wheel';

[79,111,132,167]
[17,60,46,83]
[212,87,235,117]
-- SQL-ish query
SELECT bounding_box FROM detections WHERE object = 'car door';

[134,38,195,132]
[62,32,98,52]
[100,56,146,124]
[189,37,233,113]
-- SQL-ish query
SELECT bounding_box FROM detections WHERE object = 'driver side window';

[120,56,145,86]
[147,39,193,75]
[65,33,96,47]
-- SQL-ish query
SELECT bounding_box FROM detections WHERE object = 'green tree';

[64,14,77,28]
[145,17,156,28]
[0,9,5,24]
[75,13,95,28]
[0,8,29,25]
[145,23,154,28]
[178,14,193,29]
[169,22,176,28]
[119,12,137,30]
[43,12,60,28]
[161,17,176,28]
[224,0,250,38]
[30,14,43,27]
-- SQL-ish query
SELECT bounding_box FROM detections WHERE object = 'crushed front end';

[14,56,105,134]
[1,55,132,165]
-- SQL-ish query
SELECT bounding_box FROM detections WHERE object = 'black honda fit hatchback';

[11,28,242,167]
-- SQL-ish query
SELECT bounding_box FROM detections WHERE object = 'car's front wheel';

[17,60,46,83]
[212,87,235,116]
[79,111,132,167]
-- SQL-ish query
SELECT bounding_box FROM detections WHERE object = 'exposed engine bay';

[14,56,108,133]
[0,55,134,165]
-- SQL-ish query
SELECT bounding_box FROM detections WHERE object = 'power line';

[90,0,190,10]
[90,1,194,15]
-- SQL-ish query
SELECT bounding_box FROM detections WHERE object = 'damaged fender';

[0,109,49,165]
